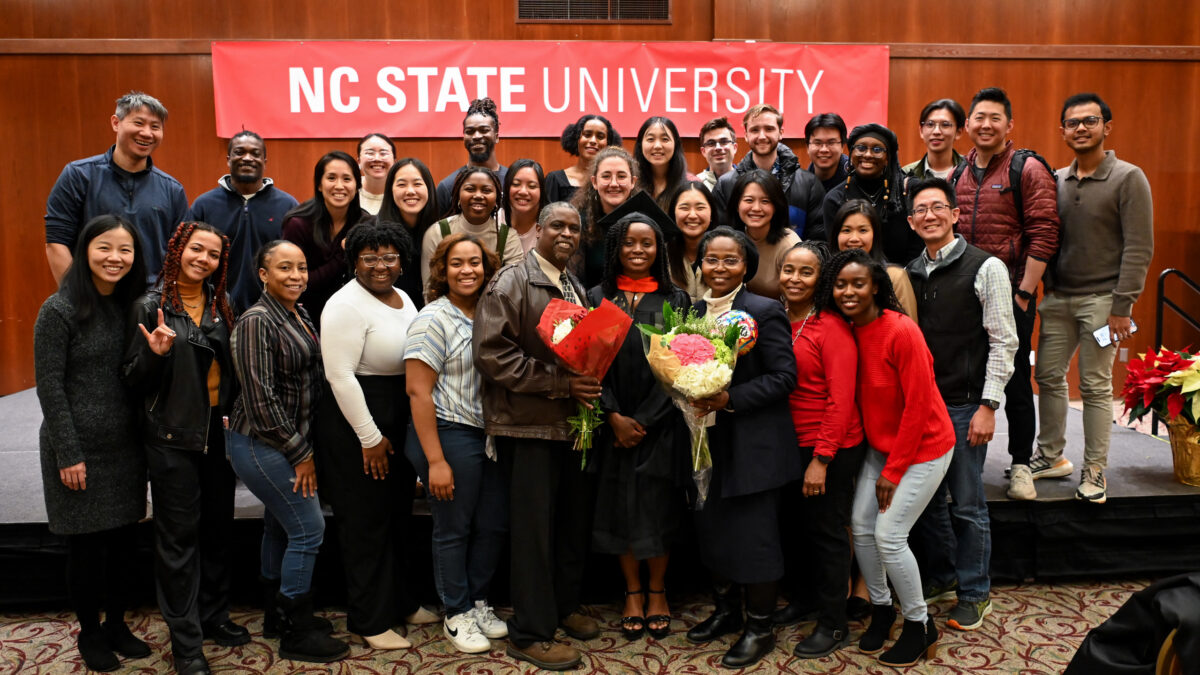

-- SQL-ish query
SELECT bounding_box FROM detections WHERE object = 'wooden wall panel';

[1,0,1198,396]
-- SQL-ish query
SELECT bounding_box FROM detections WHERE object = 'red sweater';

[788,312,864,459]
[853,310,955,484]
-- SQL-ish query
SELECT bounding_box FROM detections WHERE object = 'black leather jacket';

[121,286,236,452]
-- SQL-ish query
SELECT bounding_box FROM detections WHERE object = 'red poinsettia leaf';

[1144,388,1156,409]
[1168,390,1185,420]
[1146,350,1158,369]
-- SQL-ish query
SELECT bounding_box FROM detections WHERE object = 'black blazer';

[695,288,801,498]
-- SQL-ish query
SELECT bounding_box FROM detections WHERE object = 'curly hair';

[779,239,831,314]
[571,146,641,241]
[599,212,676,299]
[445,166,502,221]
[814,248,903,320]
[464,97,499,130]
[345,220,415,276]
[158,221,234,326]
[559,114,621,156]
[425,233,500,303]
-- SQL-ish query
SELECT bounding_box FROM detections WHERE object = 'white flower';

[673,361,733,399]
[551,319,575,344]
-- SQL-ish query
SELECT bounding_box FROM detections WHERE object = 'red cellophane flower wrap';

[536,298,633,465]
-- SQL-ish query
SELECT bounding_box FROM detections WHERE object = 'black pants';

[146,410,236,658]
[1006,296,1037,466]
[68,523,139,633]
[498,436,597,647]
[315,375,417,636]
[779,441,866,631]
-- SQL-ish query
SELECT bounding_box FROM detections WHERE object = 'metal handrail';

[1152,268,1200,435]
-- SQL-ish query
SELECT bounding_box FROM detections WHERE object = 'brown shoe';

[506,640,582,670]
[559,611,601,640]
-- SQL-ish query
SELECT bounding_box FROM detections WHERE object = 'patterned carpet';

[0,578,1146,674]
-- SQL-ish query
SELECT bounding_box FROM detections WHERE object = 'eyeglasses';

[359,253,401,267]
[807,139,842,149]
[852,144,887,156]
[1063,116,1104,130]
[921,121,956,131]
[911,203,952,217]
[702,138,734,149]
[701,256,743,268]
[361,150,393,160]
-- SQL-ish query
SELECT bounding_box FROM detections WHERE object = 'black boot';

[879,617,938,667]
[261,576,330,639]
[276,592,349,663]
[793,623,849,659]
[686,583,743,644]
[769,599,818,627]
[77,629,119,672]
[101,619,151,659]
[858,603,897,654]
[720,611,775,669]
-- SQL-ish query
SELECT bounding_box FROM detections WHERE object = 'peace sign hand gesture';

[140,308,177,356]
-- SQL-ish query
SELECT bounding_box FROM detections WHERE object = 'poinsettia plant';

[1121,346,1200,425]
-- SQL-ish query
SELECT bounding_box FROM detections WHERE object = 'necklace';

[790,308,815,345]
[181,299,202,309]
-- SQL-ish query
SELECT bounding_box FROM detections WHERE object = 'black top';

[544,169,578,204]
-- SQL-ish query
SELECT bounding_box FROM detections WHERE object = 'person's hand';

[1108,314,1133,343]
[427,459,455,501]
[803,459,828,497]
[362,437,393,479]
[876,475,897,513]
[608,413,646,448]
[569,375,602,409]
[139,308,177,356]
[968,406,996,446]
[293,458,318,498]
[690,391,730,416]
[60,461,86,490]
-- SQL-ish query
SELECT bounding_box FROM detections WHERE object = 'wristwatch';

[1014,289,1034,301]
[981,398,1001,410]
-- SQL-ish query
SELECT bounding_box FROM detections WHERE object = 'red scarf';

[616,275,658,293]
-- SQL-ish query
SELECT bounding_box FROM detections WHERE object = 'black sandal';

[621,590,646,640]
[645,589,671,639]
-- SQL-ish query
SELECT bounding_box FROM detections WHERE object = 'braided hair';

[465,97,499,131]
[814,248,903,321]
[158,221,235,325]
[779,239,831,314]
[599,212,675,300]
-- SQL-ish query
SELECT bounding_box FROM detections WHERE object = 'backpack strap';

[438,218,451,237]
[496,222,510,266]
[1008,149,1057,227]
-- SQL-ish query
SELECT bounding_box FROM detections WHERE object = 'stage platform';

[2,387,1198,608]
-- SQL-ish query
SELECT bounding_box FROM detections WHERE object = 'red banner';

[212,41,888,139]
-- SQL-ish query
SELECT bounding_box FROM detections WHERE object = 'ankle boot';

[262,577,330,639]
[878,617,938,667]
[276,592,349,664]
[858,603,897,654]
[720,611,775,668]
[686,583,743,644]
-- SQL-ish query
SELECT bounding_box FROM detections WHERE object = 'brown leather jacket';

[472,255,588,441]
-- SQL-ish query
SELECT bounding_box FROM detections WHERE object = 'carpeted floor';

[1,578,1144,674]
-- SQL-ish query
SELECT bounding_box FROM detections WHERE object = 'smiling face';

[700,236,747,296]
[908,187,959,251]
[228,135,265,186]
[780,246,821,310]
[837,213,875,253]
[258,242,308,307]
[745,112,783,158]
[535,206,582,268]
[700,128,736,170]
[641,123,676,172]
[592,156,635,213]
[850,136,888,179]
[355,244,402,296]
[87,226,136,295]
[967,101,1013,155]
[111,106,163,168]
[358,135,394,183]
[806,127,843,172]
[1061,101,1110,154]
[833,262,878,326]
[458,172,498,225]
[578,118,610,160]
[737,182,774,241]
[178,230,224,285]
[673,188,712,243]
[445,240,486,302]
[507,167,542,219]
[919,108,962,155]
[619,221,658,279]
[318,158,357,211]
[391,164,429,222]
[463,113,498,164]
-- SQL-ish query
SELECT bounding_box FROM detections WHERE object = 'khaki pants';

[1034,291,1118,469]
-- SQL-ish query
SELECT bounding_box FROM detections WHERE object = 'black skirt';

[693,485,783,585]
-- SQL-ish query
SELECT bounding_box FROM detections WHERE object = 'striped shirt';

[404,296,483,428]
[230,292,324,466]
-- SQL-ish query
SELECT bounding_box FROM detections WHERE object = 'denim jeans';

[405,420,508,617]
[227,431,325,599]
[911,404,992,602]
[851,446,953,622]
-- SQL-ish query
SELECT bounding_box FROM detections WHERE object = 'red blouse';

[788,312,864,460]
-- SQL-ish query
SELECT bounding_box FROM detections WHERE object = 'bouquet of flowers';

[1122,346,1200,425]
[639,303,757,506]
[536,298,632,467]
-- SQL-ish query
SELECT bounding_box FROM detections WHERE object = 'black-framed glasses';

[359,253,401,267]
[852,144,887,156]
[702,138,734,149]
[701,256,743,268]
[1063,116,1103,130]
[912,203,952,217]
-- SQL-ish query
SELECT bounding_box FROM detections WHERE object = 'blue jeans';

[227,431,325,599]
[913,404,992,602]
[851,447,953,622]
[405,420,508,617]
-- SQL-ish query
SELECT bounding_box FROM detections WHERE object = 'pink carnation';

[669,333,717,366]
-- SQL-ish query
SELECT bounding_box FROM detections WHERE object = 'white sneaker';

[444,612,490,653]
[1007,464,1037,500]
[1076,466,1107,504]
[470,600,508,639]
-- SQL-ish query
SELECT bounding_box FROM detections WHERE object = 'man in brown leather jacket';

[473,201,603,671]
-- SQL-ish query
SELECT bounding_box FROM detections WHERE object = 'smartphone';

[1093,320,1137,348]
